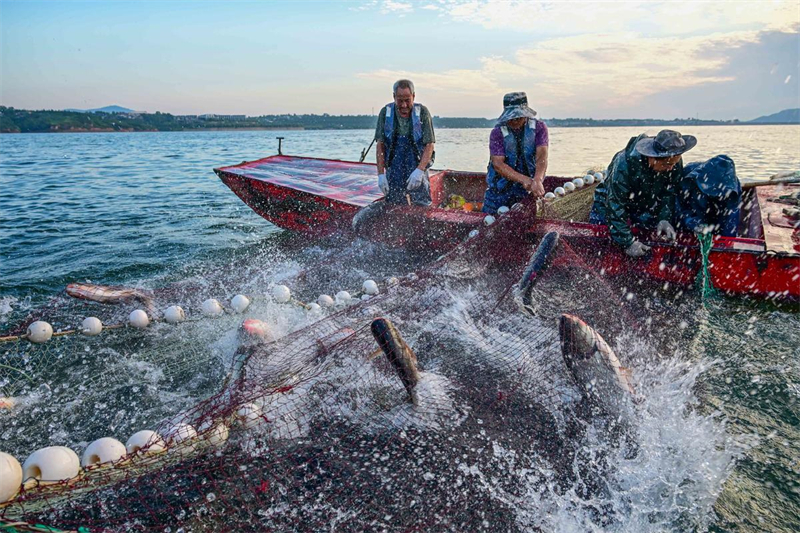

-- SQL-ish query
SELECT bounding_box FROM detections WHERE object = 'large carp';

[558,313,638,419]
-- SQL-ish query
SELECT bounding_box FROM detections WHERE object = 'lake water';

[0,126,798,532]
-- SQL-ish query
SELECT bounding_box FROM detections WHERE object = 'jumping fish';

[65,283,158,318]
[558,313,637,418]
[515,231,560,308]
[370,317,420,405]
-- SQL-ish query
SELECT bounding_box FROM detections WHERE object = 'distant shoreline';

[0,126,307,134]
[1,123,798,134]
[3,106,798,133]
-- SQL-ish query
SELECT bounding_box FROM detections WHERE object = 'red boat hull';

[536,221,799,299]
[215,155,800,301]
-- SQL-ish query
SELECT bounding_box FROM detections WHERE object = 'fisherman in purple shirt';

[482,92,549,214]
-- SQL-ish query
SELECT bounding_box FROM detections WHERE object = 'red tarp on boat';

[217,155,382,207]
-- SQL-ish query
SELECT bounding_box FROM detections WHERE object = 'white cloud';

[358,28,778,117]
[349,0,379,12]
[381,1,414,14]
[443,0,799,36]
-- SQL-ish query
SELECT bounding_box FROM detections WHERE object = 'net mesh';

[1,211,665,532]
[537,184,595,223]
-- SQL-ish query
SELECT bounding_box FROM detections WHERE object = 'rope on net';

[695,232,718,302]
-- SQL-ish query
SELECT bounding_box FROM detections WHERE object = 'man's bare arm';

[417,143,435,171]
[530,145,548,196]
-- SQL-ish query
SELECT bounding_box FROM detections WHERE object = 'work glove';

[694,224,713,235]
[626,240,651,258]
[377,173,389,195]
[406,168,425,190]
[656,220,677,241]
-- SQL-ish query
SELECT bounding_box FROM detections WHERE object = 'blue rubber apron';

[386,134,431,206]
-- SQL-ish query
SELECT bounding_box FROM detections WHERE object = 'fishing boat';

[214,155,800,300]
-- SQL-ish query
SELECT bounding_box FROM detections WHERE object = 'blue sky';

[1,0,798,120]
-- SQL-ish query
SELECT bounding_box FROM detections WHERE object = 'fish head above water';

[558,314,637,401]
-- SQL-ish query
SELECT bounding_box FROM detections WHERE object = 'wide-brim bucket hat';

[635,129,697,158]
[496,92,537,125]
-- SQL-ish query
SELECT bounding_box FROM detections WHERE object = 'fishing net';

[1,213,696,532]
[537,183,596,223]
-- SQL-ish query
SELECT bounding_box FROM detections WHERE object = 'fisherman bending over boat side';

[589,129,696,257]
[482,92,548,214]
[375,79,435,206]
[675,155,741,237]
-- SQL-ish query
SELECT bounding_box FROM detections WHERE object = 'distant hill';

[64,105,136,114]
[748,108,800,124]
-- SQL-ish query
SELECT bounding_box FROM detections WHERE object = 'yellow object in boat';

[447,195,466,209]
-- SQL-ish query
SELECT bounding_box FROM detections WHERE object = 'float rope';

[696,232,717,301]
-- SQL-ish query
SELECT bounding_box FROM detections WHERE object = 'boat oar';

[741,170,800,189]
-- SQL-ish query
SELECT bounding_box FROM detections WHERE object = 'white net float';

[271,285,291,304]
[81,317,103,336]
[22,446,80,482]
[230,294,251,313]
[165,423,197,445]
[0,452,22,503]
[81,437,126,467]
[164,305,186,324]
[201,299,223,317]
[362,279,379,295]
[317,294,334,307]
[26,321,53,344]
[199,421,229,446]
[128,309,150,329]
[335,291,352,304]
[125,430,166,455]
[235,403,262,429]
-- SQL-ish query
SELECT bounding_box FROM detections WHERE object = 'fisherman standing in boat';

[375,79,435,206]
[589,129,696,257]
[482,92,548,214]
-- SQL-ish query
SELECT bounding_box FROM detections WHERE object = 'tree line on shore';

[0,106,758,133]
